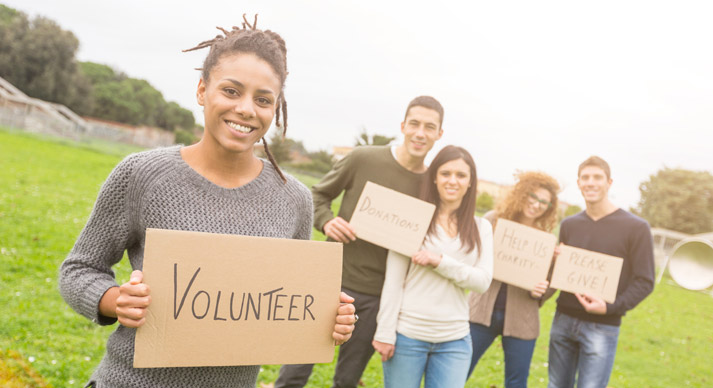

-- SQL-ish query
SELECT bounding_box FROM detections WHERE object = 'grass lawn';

[1,127,711,387]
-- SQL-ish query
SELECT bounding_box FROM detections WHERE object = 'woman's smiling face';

[435,158,471,207]
[521,186,552,222]
[197,52,281,155]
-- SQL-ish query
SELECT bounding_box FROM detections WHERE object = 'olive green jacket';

[312,145,423,296]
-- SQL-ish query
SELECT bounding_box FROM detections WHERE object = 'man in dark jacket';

[548,156,655,388]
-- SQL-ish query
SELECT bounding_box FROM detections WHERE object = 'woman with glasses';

[467,171,560,388]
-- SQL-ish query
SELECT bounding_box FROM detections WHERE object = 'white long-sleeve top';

[374,217,493,344]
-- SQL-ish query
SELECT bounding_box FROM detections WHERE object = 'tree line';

[265,128,397,176]
[269,125,713,234]
[2,4,710,234]
[634,168,713,235]
[0,4,195,132]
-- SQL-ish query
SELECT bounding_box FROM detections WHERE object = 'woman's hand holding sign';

[333,292,357,345]
[102,271,356,348]
[553,243,563,261]
[411,250,442,268]
[529,280,550,299]
[99,270,151,328]
[117,270,152,327]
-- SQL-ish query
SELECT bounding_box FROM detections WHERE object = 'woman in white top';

[372,145,493,388]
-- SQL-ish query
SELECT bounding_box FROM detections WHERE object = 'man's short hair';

[404,96,444,126]
[578,156,611,179]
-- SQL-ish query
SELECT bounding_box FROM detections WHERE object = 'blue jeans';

[548,311,620,388]
[467,309,537,388]
[383,332,472,388]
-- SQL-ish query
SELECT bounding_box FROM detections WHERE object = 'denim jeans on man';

[548,311,620,388]
[383,332,472,388]
[468,309,536,388]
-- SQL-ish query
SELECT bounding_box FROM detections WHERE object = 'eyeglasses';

[527,192,552,209]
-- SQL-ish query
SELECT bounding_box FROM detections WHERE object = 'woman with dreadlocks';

[59,15,356,388]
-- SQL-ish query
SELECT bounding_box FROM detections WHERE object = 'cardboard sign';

[349,181,436,256]
[134,228,343,368]
[492,218,557,290]
[550,245,623,303]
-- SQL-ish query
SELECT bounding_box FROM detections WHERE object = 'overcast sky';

[8,0,713,209]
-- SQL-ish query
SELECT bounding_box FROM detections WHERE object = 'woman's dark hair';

[420,145,481,255]
[183,14,288,182]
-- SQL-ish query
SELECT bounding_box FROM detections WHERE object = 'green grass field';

[1,127,711,387]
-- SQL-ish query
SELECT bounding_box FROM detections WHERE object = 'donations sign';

[349,181,436,256]
[133,228,343,368]
[550,245,623,303]
[492,219,557,290]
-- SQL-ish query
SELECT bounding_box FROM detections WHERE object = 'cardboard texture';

[133,228,343,368]
[349,181,436,256]
[550,245,623,303]
[492,218,557,290]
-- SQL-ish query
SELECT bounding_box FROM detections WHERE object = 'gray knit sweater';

[59,146,313,388]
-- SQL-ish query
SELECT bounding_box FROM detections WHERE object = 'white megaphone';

[667,237,713,291]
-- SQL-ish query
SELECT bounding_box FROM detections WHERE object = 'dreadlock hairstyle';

[495,171,561,232]
[420,145,481,255]
[183,14,289,182]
